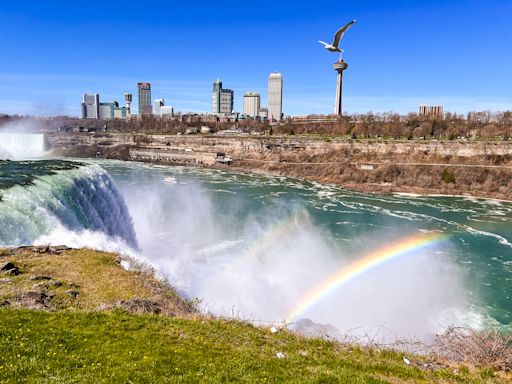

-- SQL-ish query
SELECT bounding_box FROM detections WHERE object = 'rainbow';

[222,208,310,273]
[285,232,448,323]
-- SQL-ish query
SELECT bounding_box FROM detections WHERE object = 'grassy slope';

[0,310,502,384]
[0,247,192,315]
[0,248,507,383]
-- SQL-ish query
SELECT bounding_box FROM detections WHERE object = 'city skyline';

[1,1,511,117]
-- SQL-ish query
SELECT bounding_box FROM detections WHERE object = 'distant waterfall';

[0,133,47,159]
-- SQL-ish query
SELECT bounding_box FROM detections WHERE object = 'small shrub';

[441,169,456,184]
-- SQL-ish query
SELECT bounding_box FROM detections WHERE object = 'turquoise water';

[1,159,511,341]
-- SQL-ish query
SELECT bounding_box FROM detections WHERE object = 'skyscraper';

[419,105,444,118]
[268,72,283,121]
[212,79,234,114]
[137,82,152,115]
[154,98,164,115]
[212,79,222,113]
[81,93,100,119]
[243,92,261,117]
[220,89,234,113]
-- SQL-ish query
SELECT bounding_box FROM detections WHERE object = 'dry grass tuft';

[433,326,512,371]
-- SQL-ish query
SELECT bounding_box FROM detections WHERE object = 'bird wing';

[332,19,356,48]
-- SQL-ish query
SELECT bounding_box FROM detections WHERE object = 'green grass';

[0,248,192,316]
[0,309,504,384]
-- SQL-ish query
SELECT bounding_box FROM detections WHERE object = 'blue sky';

[0,0,511,116]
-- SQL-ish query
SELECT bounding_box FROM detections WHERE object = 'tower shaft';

[333,60,348,116]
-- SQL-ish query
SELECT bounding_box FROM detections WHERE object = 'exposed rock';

[0,262,19,275]
[15,291,51,309]
[32,283,50,290]
[30,276,62,290]
[0,262,16,271]
[120,298,161,314]
[2,268,20,276]
[48,245,70,253]
[0,261,20,276]
[24,291,48,303]
[30,275,53,281]
[291,318,342,340]
[66,290,79,300]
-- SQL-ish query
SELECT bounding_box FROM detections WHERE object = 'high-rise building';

[268,72,283,121]
[154,98,164,115]
[81,93,100,119]
[212,79,234,114]
[138,82,152,115]
[124,93,133,114]
[258,107,268,120]
[113,104,130,119]
[160,106,174,116]
[99,101,116,119]
[212,79,222,113]
[243,92,261,117]
[220,89,234,113]
[419,105,444,118]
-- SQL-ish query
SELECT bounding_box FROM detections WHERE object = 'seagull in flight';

[319,20,356,59]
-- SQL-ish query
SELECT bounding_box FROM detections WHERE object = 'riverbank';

[49,133,512,201]
[1,246,510,382]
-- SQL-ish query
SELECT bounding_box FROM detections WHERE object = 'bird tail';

[318,41,329,47]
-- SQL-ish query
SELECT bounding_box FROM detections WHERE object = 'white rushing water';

[0,133,47,160]
[0,163,137,251]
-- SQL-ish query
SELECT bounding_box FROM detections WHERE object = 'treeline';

[274,111,512,140]
[89,111,512,140]
[2,111,512,140]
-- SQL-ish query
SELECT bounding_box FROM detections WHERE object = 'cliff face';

[48,133,512,200]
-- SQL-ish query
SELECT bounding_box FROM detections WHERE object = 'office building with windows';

[138,82,152,115]
[81,93,100,119]
[212,79,234,114]
[243,92,261,117]
[268,72,283,121]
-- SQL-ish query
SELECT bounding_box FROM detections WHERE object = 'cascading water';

[0,160,137,251]
[0,133,47,160]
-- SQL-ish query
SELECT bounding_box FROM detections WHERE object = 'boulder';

[0,262,20,276]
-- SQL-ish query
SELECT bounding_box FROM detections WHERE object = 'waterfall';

[0,162,138,250]
[0,133,47,159]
